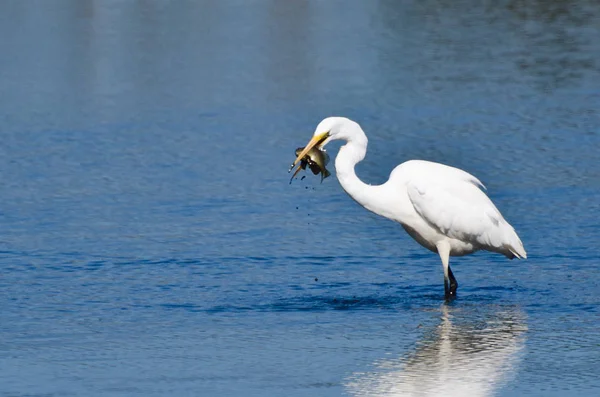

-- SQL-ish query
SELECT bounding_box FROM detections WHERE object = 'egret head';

[290,117,363,169]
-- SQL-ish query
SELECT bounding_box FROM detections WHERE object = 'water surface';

[0,1,599,396]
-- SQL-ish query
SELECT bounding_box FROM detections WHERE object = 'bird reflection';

[346,305,527,397]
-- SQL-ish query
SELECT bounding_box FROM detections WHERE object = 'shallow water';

[1,1,599,396]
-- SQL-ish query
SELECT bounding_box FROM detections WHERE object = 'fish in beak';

[289,131,331,184]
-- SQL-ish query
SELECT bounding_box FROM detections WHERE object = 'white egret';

[290,117,526,299]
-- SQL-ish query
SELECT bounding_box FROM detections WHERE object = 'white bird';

[290,117,526,299]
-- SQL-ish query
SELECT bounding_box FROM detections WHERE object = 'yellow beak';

[288,131,329,172]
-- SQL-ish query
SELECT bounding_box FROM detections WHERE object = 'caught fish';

[289,146,331,184]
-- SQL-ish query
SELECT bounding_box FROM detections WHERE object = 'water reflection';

[346,305,527,397]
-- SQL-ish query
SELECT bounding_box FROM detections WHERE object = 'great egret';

[290,117,526,300]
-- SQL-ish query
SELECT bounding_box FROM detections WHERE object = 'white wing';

[396,161,526,258]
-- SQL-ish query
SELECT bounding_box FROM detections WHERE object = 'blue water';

[1,1,599,396]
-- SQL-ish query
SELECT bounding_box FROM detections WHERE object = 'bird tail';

[506,227,527,259]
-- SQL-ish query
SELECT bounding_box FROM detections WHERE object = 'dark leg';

[445,265,458,300]
[448,266,458,294]
[438,242,457,301]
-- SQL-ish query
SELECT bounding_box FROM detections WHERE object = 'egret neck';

[334,133,394,220]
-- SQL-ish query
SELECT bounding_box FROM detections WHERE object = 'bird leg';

[437,241,457,300]
[447,265,458,298]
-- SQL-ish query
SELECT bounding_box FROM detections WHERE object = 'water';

[0,1,599,396]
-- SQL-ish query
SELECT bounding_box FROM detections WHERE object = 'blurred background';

[0,1,599,396]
